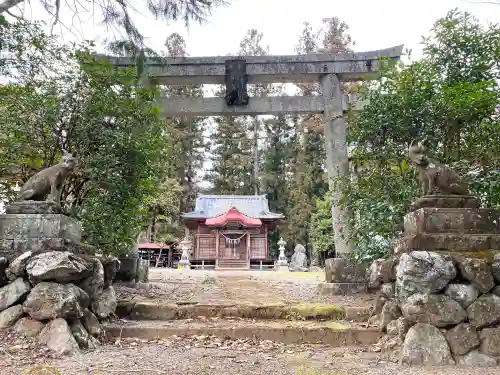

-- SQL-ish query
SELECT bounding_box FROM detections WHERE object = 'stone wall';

[0,201,121,356]
[370,251,500,366]
[0,251,120,355]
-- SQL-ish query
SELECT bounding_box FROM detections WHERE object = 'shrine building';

[182,195,282,270]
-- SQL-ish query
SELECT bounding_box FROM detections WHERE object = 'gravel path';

[116,268,374,307]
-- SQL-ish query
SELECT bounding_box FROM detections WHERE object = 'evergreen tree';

[282,18,353,262]
[206,29,273,196]
[206,114,253,195]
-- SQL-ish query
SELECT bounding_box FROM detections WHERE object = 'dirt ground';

[0,269,494,374]
[4,340,497,375]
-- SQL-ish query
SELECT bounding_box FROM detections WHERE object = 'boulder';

[466,294,500,328]
[401,293,466,327]
[91,286,117,319]
[374,294,387,315]
[457,350,497,367]
[386,317,410,339]
[69,319,92,349]
[367,259,384,289]
[395,251,456,300]
[5,251,33,280]
[0,277,31,311]
[380,283,395,300]
[0,304,23,328]
[400,323,455,365]
[101,256,120,288]
[13,317,44,337]
[81,309,104,338]
[23,282,89,320]
[445,323,479,356]
[479,328,500,356]
[379,300,401,332]
[78,258,104,299]
[380,257,397,283]
[491,254,500,284]
[457,257,494,293]
[26,251,90,284]
[0,257,9,287]
[491,285,500,298]
[444,283,479,309]
[38,318,80,356]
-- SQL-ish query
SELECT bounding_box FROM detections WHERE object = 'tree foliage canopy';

[344,9,500,262]
[0,16,172,255]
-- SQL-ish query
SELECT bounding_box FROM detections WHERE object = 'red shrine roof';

[205,207,262,227]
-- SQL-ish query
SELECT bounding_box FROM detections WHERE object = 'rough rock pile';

[369,251,500,366]
[0,250,120,355]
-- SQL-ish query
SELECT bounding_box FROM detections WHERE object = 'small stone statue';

[408,139,469,196]
[289,244,309,272]
[17,149,78,207]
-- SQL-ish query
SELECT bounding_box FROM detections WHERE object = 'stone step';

[116,300,371,322]
[216,260,248,269]
[104,319,380,346]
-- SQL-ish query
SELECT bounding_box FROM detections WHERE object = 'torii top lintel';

[94,45,404,86]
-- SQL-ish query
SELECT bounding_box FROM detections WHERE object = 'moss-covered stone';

[288,303,345,320]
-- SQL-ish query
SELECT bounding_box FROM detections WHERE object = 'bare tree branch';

[1,0,230,47]
[0,0,24,12]
[461,0,500,4]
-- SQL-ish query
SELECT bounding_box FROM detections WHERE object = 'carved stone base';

[404,208,500,235]
[318,282,368,295]
[0,214,81,242]
[409,195,480,211]
[394,233,500,254]
[0,213,84,261]
[324,258,367,283]
[5,200,62,215]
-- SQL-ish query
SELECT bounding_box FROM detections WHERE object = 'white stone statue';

[289,244,309,272]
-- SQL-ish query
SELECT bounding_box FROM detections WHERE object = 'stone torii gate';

[96,45,404,259]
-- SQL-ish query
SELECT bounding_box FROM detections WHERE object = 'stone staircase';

[216,259,249,270]
[107,300,380,346]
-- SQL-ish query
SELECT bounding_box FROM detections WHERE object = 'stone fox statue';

[18,150,78,205]
[408,139,469,196]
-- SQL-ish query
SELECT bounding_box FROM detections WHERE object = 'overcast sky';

[14,0,500,59]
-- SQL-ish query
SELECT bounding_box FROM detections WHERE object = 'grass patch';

[289,303,345,320]
[201,276,217,285]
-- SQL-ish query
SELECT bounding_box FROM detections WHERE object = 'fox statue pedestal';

[0,201,93,261]
[395,205,500,257]
[319,257,368,295]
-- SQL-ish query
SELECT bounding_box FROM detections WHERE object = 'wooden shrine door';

[218,232,247,261]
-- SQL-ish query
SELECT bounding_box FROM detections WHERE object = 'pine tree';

[206,114,253,195]
[281,18,354,262]
[206,29,273,196]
